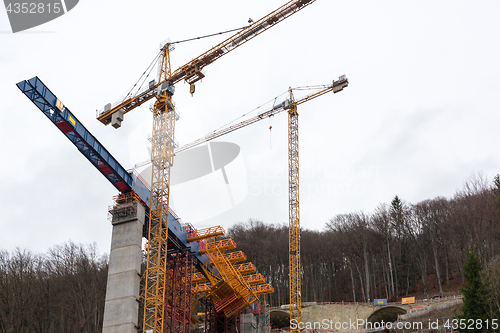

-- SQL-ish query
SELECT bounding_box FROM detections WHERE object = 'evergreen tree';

[482,257,500,320]
[493,174,500,213]
[457,247,490,332]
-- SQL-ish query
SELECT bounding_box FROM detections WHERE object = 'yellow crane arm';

[133,76,347,167]
[168,0,316,86]
[97,0,316,126]
[175,76,348,153]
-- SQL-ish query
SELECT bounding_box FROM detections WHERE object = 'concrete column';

[241,312,258,333]
[103,201,145,333]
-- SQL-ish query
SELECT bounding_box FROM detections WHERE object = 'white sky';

[1,0,500,254]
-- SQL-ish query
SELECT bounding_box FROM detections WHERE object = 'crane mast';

[142,45,177,333]
[287,80,347,332]
[287,89,301,333]
[166,77,348,332]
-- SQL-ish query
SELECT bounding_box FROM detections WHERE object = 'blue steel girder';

[17,77,132,194]
[16,76,213,274]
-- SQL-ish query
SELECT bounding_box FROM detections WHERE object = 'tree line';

[0,242,108,333]
[1,174,500,332]
[228,173,500,315]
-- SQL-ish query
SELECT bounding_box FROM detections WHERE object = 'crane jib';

[175,76,348,154]
[169,0,316,86]
[97,0,316,126]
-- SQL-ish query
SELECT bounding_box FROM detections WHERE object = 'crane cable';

[114,25,250,106]
[170,25,250,45]
[112,50,163,108]
[292,84,331,91]
[127,51,163,98]
[206,85,326,136]
[209,90,289,135]
[269,96,279,149]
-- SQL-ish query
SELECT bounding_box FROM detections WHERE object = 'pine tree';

[457,247,490,332]
[493,174,500,214]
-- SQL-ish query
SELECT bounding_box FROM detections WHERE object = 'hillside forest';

[1,173,500,332]
[228,173,500,314]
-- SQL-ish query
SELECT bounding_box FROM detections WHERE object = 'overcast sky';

[1,0,500,254]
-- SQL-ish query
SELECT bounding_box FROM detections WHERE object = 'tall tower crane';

[169,76,349,332]
[96,1,317,332]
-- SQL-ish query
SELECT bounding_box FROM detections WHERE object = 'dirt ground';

[299,299,463,333]
[392,301,463,333]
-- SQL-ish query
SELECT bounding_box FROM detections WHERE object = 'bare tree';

[0,242,107,333]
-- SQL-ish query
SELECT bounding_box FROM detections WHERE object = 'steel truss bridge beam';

[16,76,208,271]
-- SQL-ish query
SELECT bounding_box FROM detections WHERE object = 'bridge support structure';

[103,200,145,333]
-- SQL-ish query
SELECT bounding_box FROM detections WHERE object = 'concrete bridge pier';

[102,201,145,333]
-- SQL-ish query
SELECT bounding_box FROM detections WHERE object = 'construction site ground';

[267,296,463,333]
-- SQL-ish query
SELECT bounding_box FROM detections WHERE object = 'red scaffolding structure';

[164,251,194,333]
[205,302,240,333]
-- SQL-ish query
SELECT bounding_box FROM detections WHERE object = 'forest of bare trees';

[228,173,500,311]
[0,243,108,333]
[1,174,500,331]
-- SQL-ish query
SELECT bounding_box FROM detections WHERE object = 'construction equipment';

[19,72,347,333]
[16,77,271,333]
[96,1,317,332]
[173,77,348,153]
[168,76,349,332]
[96,0,316,126]
[135,77,348,168]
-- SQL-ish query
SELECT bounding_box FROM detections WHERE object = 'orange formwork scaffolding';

[243,274,266,285]
[234,263,257,275]
[203,238,258,318]
[187,226,225,242]
[199,238,237,254]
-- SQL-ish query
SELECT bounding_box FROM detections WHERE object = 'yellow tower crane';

[96,1,317,332]
[172,76,349,332]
